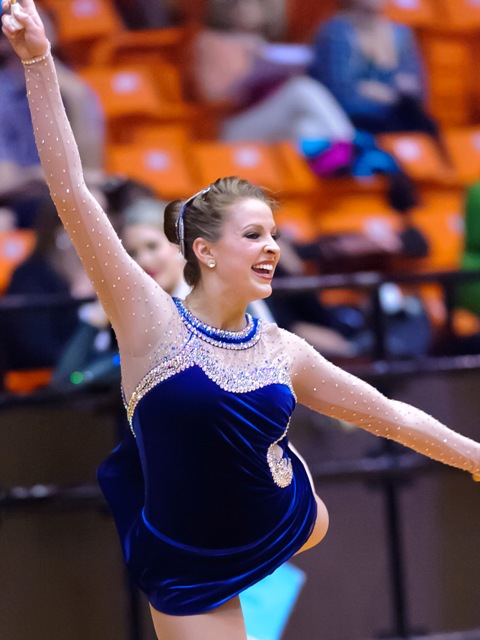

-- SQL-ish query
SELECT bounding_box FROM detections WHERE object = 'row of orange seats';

[38,0,480,130]
[100,126,480,197]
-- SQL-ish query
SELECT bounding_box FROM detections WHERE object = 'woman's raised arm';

[1,0,177,356]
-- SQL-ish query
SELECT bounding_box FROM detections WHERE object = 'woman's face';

[122,224,184,295]
[204,198,280,302]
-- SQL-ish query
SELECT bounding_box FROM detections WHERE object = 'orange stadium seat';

[419,33,475,127]
[274,142,319,198]
[190,140,320,200]
[90,26,187,68]
[315,203,401,239]
[384,0,438,28]
[80,65,192,143]
[409,205,464,271]
[4,369,53,395]
[106,143,197,201]
[274,201,317,242]
[190,141,288,194]
[377,132,453,183]
[443,127,480,186]
[129,124,191,147]
[437,0,480,30]
[0,230,35,294]
[42,0,124,64]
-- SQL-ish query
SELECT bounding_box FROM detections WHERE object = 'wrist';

[21,41,51,66]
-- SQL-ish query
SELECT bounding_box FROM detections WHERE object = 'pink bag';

[306,141,354,176]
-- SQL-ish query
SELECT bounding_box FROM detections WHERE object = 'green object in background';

[456,182,480,315]
[240,562,306,640]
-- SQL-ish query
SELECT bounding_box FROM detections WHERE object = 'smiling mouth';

[252,263,275,278]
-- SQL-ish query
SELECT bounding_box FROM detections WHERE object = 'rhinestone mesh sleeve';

[282,330,480,477]
[23,53,185,396]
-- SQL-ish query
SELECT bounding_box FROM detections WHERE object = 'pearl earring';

[207,259,216,268]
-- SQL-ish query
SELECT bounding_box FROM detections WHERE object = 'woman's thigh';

[295,494,329,555]
[149,596,247,640]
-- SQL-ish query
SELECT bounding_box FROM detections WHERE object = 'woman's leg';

[149,596,248,640]
[295,494,329,555]
[221,76,355,142]
[289,443,329,555]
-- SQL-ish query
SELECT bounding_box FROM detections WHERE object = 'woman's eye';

[245,232,260,239]
[271,232,280,241]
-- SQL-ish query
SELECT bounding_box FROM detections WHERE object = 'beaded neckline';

[173,297,261,349]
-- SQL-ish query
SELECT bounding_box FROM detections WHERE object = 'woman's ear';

[192,237,215,266]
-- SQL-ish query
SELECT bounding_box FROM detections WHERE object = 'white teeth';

[254,264,273,271]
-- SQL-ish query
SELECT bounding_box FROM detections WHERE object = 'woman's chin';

[251,282,273,300]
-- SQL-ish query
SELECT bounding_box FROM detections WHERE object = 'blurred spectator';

[121,197,190,298]
[307,0,441,140]
[0,29,45,203]
[114,0,178,28]
[0,7,105,205]
[0,206,16,232]
[0,197,92,371]
[51,195,188,386]
[192,0,355,172]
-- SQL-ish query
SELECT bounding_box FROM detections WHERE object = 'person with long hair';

[2,3,480,639]
[307,0,439,138]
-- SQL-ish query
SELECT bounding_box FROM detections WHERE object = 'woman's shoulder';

[261,320,307,349]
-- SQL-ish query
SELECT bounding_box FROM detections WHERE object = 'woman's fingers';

[1,0,48,59]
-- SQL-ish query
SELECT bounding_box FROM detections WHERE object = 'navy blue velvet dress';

[98,298,317,616]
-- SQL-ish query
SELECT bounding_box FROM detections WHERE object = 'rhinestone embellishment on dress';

[173,297,261,349]
[266,420,293,487]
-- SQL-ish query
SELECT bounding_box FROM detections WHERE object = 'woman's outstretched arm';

[284,330,480,480]
[1,0,177,359]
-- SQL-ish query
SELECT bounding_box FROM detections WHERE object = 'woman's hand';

[1,0,48,60]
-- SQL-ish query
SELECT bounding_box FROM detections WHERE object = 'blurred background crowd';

[3,0,480,394]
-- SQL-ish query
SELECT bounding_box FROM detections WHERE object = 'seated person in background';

[0,197,90,371]
[307,0,434,136]
[0,6,105,204]
[0,27,45,202]
[192,0,355,164]
[0,205,16,231]
[114,0,179,28]
[52,196,188,386]
[121,197,190,299]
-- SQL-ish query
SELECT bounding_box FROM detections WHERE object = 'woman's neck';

[184,289,249,332]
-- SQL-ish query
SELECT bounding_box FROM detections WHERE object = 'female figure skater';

[2,3,480,639]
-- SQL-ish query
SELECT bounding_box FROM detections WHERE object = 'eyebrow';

[241,223,278,232]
